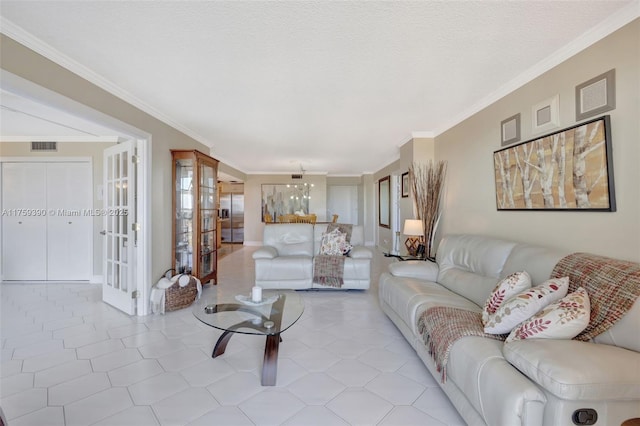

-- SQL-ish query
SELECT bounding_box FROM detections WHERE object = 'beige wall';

[1,34,213,288]
[243,174,376,245]
[397,137,436,254]
[434,19,640,261]
[244,174,328,244]
[374,159,400,253]
[0,141,116,277]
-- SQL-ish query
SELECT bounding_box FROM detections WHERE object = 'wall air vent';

[31,141,57,152]
[291,174,303,179]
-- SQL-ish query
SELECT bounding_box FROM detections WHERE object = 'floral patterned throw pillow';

[484,277,569,334]
[482,271,532,326]
[506,287,590,342]
[320,228,353,256]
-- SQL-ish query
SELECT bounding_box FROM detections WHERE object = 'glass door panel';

[172,150,218,283]
[175,158,194,274]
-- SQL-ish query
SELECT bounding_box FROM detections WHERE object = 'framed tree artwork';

[493,115,615,211]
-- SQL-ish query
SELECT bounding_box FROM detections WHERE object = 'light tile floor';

[0,245,465,426]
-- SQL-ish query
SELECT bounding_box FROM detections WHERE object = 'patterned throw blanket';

[313,255,346,288]
[313,224,353,288]
[417,307,507,382]
[551,252,640,341]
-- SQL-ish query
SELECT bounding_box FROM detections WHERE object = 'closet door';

[1,163,47,280]
[47,163,92,280]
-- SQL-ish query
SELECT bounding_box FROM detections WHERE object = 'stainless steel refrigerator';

[219,193,244,243]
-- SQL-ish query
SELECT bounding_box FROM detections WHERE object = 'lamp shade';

[403,219,423,236]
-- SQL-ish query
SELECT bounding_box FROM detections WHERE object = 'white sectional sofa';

[253,223,372,290]
[379,234,640,426]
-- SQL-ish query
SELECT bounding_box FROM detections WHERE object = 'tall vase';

[409,160,447,259]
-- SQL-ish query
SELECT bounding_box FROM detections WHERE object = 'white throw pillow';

[484,277,569,335]
[482,271,532,326]
[506,287,590,342]
[320,228,352,255]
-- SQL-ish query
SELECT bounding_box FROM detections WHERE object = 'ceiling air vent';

[291,174,303,179]
[31,141,57,152]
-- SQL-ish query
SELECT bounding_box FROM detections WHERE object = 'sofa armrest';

[252,246,279,259]
[504,339,640,400]
[388,260,439,281]
[349,246,372,259]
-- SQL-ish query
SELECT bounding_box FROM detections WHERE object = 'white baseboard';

[243,241,262,246]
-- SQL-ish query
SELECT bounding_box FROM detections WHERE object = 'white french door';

[102,141,137,314]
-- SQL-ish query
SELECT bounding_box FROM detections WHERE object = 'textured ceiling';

[0,1,636,176]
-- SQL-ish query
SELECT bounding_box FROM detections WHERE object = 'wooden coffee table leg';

[212,330,234,358]
[261,334,281,386]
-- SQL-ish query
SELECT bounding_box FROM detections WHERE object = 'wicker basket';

[164,275,197,312]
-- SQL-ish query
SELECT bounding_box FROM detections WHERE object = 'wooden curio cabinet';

[171,149,219,284]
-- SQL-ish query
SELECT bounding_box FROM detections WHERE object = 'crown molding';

[432,1,640,137]
[0,17,214,149]
[1,135,120,143]
[411,131,435,139]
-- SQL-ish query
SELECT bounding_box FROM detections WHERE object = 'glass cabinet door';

[172,150,218,284]
[199,162,216,277]
[175,158,194,274]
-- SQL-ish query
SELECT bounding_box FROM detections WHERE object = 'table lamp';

[403,219,425,258]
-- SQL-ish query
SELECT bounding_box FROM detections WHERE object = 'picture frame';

[532,94,559,134]
[378,176,390,228]
[493,115,615,211]
[401,172,409,197]
[501,113,521,146]
[575,69,616,121]
[261,183,311,222]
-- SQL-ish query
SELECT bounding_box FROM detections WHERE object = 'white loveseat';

[253,223,372,290]
[379,234,640,426]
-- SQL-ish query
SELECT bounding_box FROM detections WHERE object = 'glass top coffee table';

[192,289,304,386]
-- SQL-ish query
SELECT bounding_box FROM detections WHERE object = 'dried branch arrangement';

[409,160,447,259]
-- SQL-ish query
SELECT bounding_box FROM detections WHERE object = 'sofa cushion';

[502,244,568,285]
[388,260,439,281]
[263,223,314,256]
[378,273,479,336]
[349,246,372,259]
[504,339,640,400]
[254,256,312,281]
[484,277,569,334]
[252,246,278,259]
[482,271,532,325]
[506,287,590,342]
[593,299,640,352]
[445,336,547,426]
[436,234,517,307]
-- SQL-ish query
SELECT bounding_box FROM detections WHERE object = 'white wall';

[434,19,640,261]
[1,34,215,288]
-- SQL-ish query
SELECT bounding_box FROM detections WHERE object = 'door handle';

[100,230,106,235]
